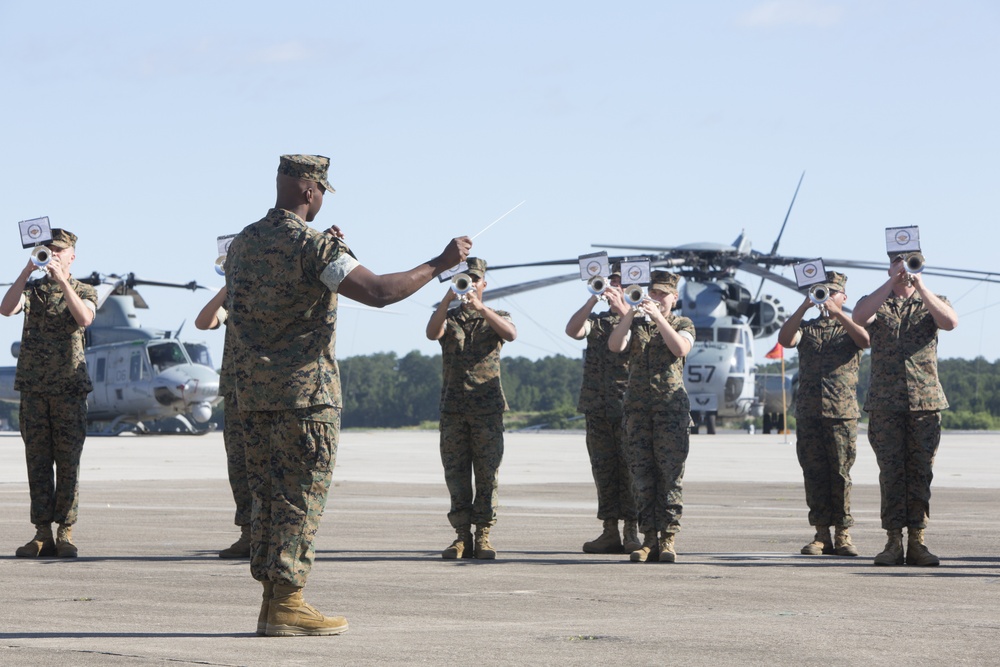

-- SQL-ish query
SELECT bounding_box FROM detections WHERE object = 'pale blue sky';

[2,1,998,368]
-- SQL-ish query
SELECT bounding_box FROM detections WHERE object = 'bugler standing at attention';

[1,228,97,559]
[778,271,869,557]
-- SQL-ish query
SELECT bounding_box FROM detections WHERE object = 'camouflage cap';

[278,154,336,194]
[820,270,847,292]
[609,262,622,279]
[465,257,487,279]
[649,270,680,295]
[48,228,78,249]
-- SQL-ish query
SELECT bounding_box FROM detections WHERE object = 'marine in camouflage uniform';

[426,257,516,560]
[853,254,958,567]
[565,266,638,554]
[227,154,470,636]
[1,229,96,559]
[194,286,251,558]
[608,271,695,563]
[777,271,869,557]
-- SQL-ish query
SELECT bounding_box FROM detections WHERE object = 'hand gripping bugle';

[30,246,51,268]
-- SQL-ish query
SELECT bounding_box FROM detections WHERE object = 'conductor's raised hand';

[441,236,472,270]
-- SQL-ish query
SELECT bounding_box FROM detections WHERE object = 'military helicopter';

[477,177,1000,434]
[0,272,221,435]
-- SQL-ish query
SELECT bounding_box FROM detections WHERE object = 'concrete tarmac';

[1,429,998,666]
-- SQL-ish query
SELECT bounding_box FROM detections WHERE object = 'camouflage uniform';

[578,311,634,522]
[438,305,512,529]
[218,316,251,528]
[863,293,950,530]
[226,206,357,587]
[794,316,863,529]
[16,274,97,527]
[622,313,696,537]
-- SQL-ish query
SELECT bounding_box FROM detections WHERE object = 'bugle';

[451,273,474,298]
[809,284,829,305]
[214,255,227,276]
[904,252,925,274]
[30,245,51,268]
[624,285,646,307]
[587,275,607,297]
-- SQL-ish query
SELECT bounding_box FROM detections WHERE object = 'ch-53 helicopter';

[0,272,221,435]
[477,176,1000,434]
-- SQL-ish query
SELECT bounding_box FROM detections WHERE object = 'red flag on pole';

[765,342,784,360]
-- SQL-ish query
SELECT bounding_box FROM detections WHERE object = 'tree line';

[341,351,1000,430]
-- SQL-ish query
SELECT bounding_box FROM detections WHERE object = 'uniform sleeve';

[302,233,360,292]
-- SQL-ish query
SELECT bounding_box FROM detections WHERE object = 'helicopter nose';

[154,365,221,402]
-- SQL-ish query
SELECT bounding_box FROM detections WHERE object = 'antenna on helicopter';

[754,171,805,300]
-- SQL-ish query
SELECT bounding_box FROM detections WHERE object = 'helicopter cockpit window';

[129,352,145,381]
[729,347,746,373]
[695,328,714,342]
[717,328,739,343]
[183,343,214,369]
[147,342,188,373]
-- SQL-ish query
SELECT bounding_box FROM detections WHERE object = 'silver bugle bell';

[451,273,474,296]
[587,275,607,296]
[624,285,645,307]
[214,255,227,276]
[809,284,829,305]
[30,245,51,268]
[904,251,925,274]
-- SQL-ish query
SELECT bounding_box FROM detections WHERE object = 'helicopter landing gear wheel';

[705,412,717,435]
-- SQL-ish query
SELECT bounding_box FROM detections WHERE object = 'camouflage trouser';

[795,416,856,528]
[19,392,88,527]
[585,407,636,521]
[222,392,251,527]
[623,408,690,536]
[867,410,941,530]
[242,406,340,587]
[439,411,504,529]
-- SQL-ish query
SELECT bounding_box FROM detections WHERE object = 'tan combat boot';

[800,525,834,555]
[219,524,251,559]
[906,527,940,567]
[657,533,677,563]
[16,524,56,558]
[474,525,497,560]
[265,584,349,637]
[441,527,473,559]
[583,519,622,554]
[257,581,274,636]
[873,528,904,566]
[834,526,859,557]
[55,524,78,558]
[629,532,659,563]
[622,520,641,553]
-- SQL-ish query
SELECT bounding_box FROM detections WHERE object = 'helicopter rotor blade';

[738,262,802,292]
[481,272,581,302]
[755,171,805,300]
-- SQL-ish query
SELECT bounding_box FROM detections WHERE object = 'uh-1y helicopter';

[0,272,221,435]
